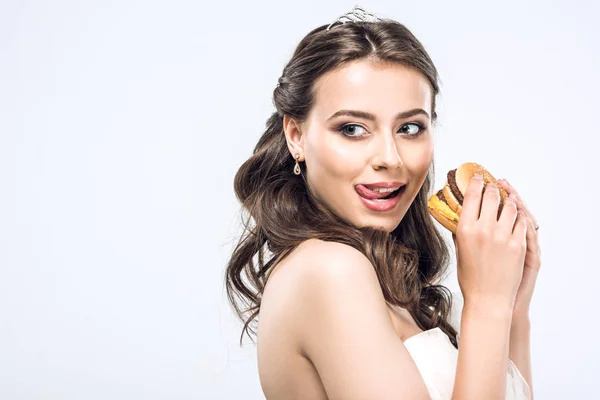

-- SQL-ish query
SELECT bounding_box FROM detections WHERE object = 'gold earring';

[293,153,301,175]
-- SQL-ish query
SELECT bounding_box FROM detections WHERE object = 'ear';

[283,115,305,161]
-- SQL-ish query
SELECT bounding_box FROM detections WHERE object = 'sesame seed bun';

[455,162,508,205]
[428,162,509,233]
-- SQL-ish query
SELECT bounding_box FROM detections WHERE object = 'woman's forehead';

[311,60,433,121]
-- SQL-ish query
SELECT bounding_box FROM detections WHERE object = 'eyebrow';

[326,108,430,122]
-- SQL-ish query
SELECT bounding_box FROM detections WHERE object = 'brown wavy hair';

[225,19,458,348]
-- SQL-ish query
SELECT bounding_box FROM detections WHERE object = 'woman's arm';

[452,298,514,399]
[293,240,430,399]
[510,318,533,398]
[292,240,521,399]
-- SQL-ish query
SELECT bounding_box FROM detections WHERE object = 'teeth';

[366,186,400,193]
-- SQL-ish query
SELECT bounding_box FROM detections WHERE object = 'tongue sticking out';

[380,190,398,200]
[356,184,402,200]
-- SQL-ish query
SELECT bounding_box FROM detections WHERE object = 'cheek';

[309,136,364,182]
[400,140,434,172]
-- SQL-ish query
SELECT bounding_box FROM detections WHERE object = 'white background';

[1,0,598,398]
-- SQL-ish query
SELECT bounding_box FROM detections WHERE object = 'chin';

[356,214,403,234]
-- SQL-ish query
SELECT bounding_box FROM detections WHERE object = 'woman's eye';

[337,122,426,139]
[400,123,424,135]
[338,124,367,138]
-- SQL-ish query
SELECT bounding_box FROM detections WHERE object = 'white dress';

[403,292,532,399]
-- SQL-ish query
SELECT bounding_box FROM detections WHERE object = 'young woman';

[225,6,540,399]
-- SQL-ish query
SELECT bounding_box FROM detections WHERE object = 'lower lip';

[356,186,406,212]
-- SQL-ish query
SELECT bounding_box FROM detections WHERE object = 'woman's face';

[284,60,434,233]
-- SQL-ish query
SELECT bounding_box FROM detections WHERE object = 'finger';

[498,179,519,198]
[525,217,540,246]
[499,179,539,233]
[498,179,527,214]
[526,220,537,251]
[525,217,542,265]
[498,196,519,232]
[459,174,485,224]
[480,182,501,225]
[508,193,538,231]
[513,210,528,242]
[499,179,524,209]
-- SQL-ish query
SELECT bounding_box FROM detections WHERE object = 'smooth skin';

[500,179,541,395]
[283,60,434,234]
[454,179,541,396]
[451,177,528,399]
[257,60,535,399]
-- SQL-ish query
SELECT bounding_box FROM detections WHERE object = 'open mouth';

[355,184,406,200]
[355,184,406,212]
[377,187,403,200]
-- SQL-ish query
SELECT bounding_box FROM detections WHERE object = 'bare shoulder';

[266,239,384,313]
[286,238,392,335]
[264,238,374,288]
[293,238,379,284]
[268,238,429,399]
[293,239,386,308]
[262,239,378,316]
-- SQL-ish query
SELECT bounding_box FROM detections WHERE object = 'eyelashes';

[335,122,428,139]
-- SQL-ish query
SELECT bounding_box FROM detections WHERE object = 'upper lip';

[359,181,406,189]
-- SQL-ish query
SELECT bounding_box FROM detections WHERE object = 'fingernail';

[473,173,483,180]
[509,193,519,201]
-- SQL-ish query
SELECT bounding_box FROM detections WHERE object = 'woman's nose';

[371,134,404,170]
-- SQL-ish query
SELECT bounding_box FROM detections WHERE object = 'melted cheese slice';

[428,194,459,223]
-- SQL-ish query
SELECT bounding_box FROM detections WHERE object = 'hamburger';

[427,162,509,234]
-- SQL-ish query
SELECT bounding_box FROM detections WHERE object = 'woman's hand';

[498,179,542,324]
[453,174,527,310]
